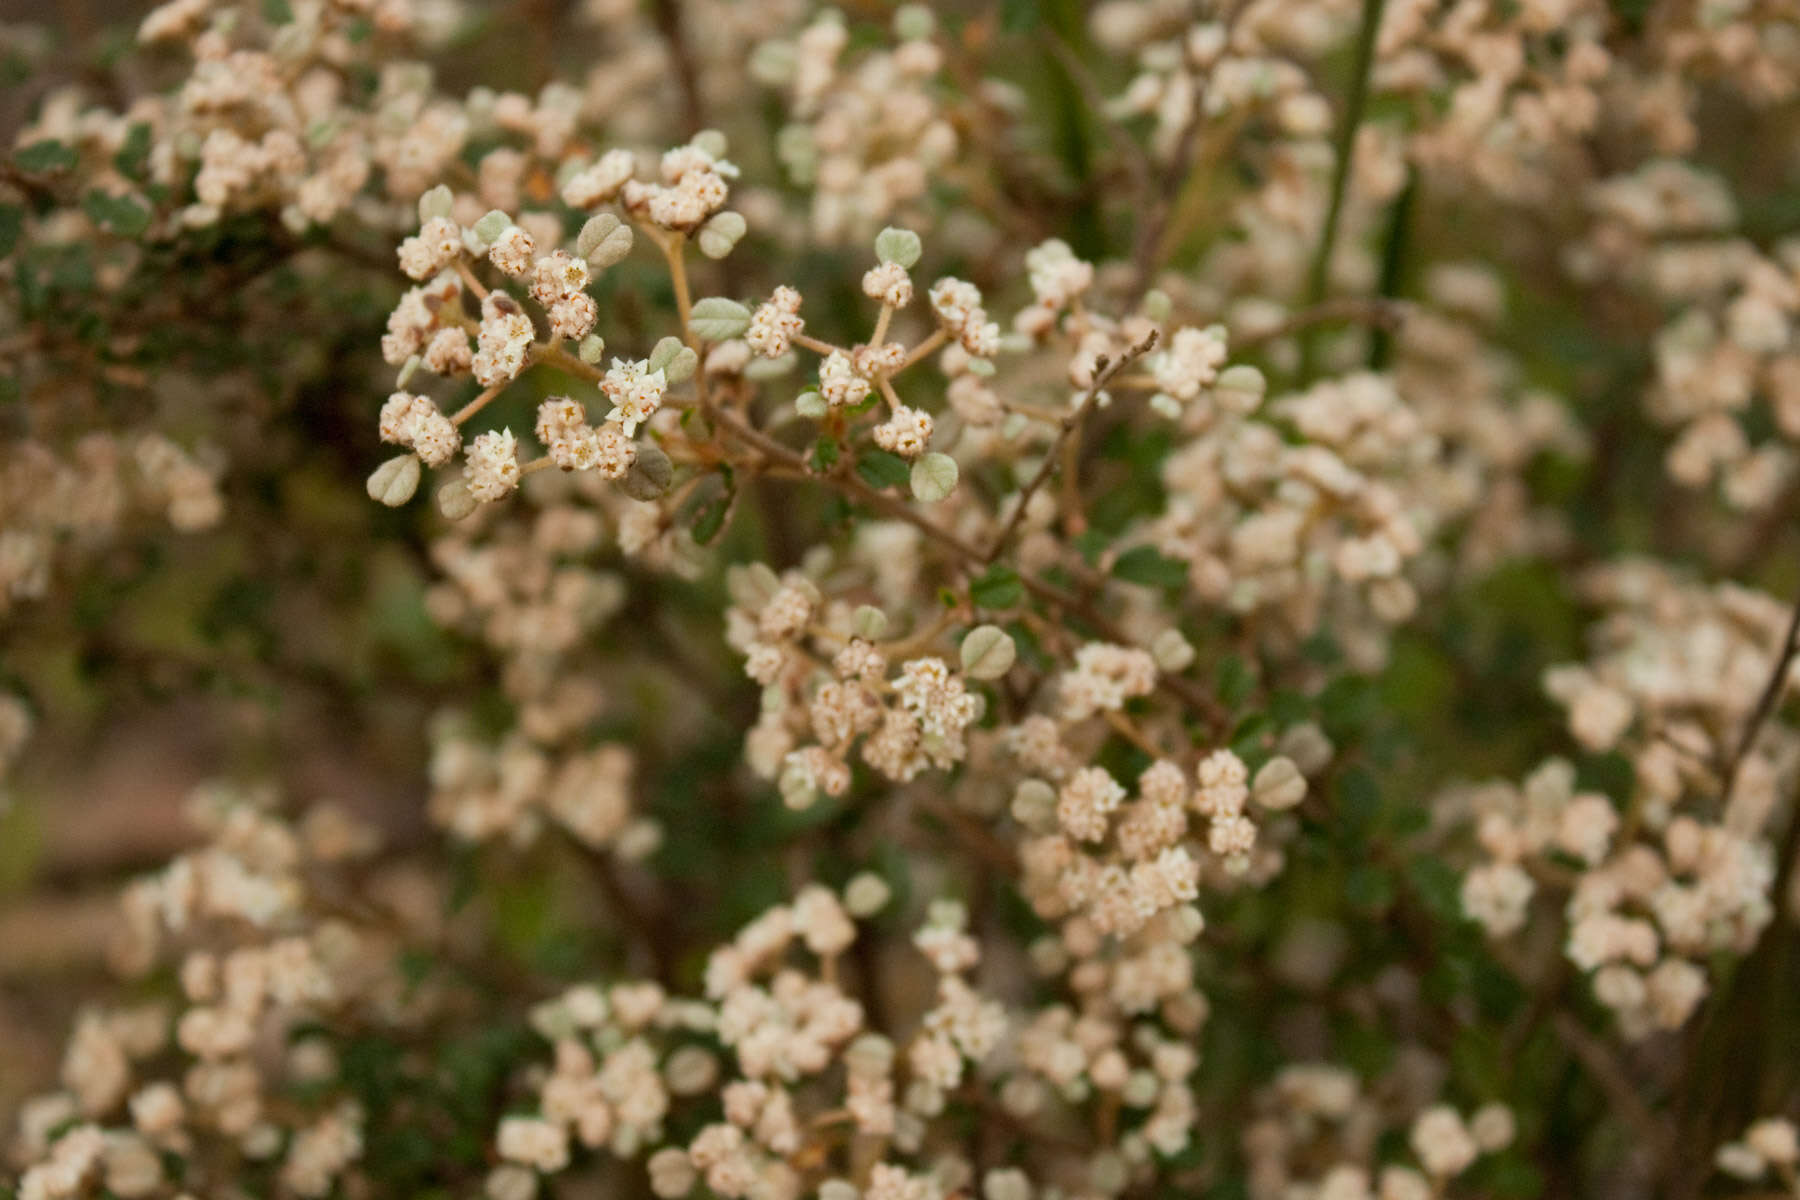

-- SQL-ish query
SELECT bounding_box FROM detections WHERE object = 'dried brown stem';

[985,331,1159,563]
[1721,586,1800,809]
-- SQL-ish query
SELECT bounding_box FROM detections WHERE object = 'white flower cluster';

[1455,560,1799,1037]
[13,785,412,1200]
[752,9,956,241]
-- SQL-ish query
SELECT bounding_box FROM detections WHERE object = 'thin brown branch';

[1721,586,1800,809]
[1551,1012,1672,1162]
[986,331,1159,563]
[705,404,1228,733]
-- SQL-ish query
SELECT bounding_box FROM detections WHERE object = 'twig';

[1551,1012,1671,1162]
[795,332,843,358]
[985,331,1159,563]
[704,405,1228,732]
[534,343,607,383]
[450,381,507,425]
[899,328,949,372]
[1721,586,1800,809]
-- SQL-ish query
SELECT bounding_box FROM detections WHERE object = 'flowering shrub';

[4,0,1800,1196]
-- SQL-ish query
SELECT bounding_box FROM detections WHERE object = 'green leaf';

[112,123,152,180]
[1229,712,1273,759]
[970,565,1024,611]
[1215,655,1256,709]
[1112,545,1187,589]
[691,493,730,545]
[14,140,77,173]
[855,449,910,490]
[1476,1154,1545,1199]
[1335,767,1380,844]
[810,437,839,471]
[263,0,295,22]
[1344,864,1395,913]
[1405,856,1463,922]
[82,190,150,238]
[1000,0,1040,31]
[0,204,21,259]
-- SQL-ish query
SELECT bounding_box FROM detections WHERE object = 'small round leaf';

[910,452,958,502]
[960,624,1016,680]
[367,454,421,506]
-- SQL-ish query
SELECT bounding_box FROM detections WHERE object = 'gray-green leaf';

[960,624,1016,680]
[875,226,922,269]
[367,454,422,506]
[697,211,747,259]
[689,297,752,341]
[910,452,958,502]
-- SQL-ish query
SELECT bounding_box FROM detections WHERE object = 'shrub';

[4,0,1800,1197]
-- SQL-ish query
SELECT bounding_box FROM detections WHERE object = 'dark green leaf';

[1405,856,1463,922]
[692,494,730,545]
[112,123,152,180]
[1229,711,1273,759]
[1000,0,1040,31]
[1112,544,1187,589]
[970,565,1024,610]
[82,190,151,238]
[14,140,77,173]
[0,204,20,259]
[855,449,909,490]
[1216,655,1255,709]
[1336,767,1380,842]
[1344,864,1395,913]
